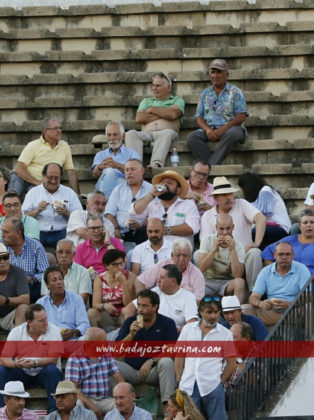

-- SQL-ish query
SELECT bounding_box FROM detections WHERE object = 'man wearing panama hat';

[200,176,266,292]
[129,170,200,247]
[0,381,39,420]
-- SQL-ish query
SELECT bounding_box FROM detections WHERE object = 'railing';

[226,274,314,420]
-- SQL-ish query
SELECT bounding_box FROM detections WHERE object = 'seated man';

[1,216,49,303]
[130,170,200,247]
[130,218,172,275]
[221,296,268,341]
[67,190,114,248]
[92,122,140,199]
[37,266,90,340]
[8,116,80,196]
[105,159,151,247]
[135,238,205,301]
[0,304,63,413]
[200,176,266,292]
[65,327,124,417]
[0,192,39,240]
[185,160,216,216]
[105,382,152,420]
[0,243,29,331]
[198,214,246,303]
[41,239,92,304]
[47,381,96,420]
[116,289,177,406]
[130,264,198,332]
[249,242,311,328]
[125,72,184,170]
[22,163,82,248]
[262,209,314,274]
[187,59,247,166]
[0,381,39,420]
[74,215,125,274]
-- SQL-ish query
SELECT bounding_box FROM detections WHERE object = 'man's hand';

[88,401,103,419]
[245,242,259,253]
[0,295,7,305]
[213,126,226,140]
[129,320,142,337]
[37,201,49,213]
[128,219,140,230]
[61,329,76,341]
[271,298,289,311]
[259,299,273,311]
[138,359,154,380]
[15,358,34,369]
[205,128,218,142]
[55,204,69,218]
[224,235,236,252]
[197,202,211,212]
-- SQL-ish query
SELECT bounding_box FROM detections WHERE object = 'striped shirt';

[0,406,39,419]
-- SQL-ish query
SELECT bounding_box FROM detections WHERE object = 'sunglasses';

[203,296,221,303]
[162,213,168,225]
[0,255,10,261]
[153,253,158,264]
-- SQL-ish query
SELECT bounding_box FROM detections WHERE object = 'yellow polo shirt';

[18,136,75,181]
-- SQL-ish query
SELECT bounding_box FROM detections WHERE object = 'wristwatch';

[166,227,172,235]
[33,359,39,368]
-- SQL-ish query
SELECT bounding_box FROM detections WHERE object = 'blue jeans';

[8,172,35,197]
[40,229,66,249]
[95,168,124,199]
[0,365,63,413]
[191,381,227,420]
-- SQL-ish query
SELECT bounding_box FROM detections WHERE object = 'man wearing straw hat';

[47,381,97,420]
[129,170,200,247]
[0,381,39,420]
[200,176,266,291]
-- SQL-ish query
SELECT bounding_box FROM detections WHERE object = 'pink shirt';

[187,179,216,216]
[0,407,39,420]
[138,258,205,300]
[74,238,125,273]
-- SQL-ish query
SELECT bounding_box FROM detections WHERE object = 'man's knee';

[222,126,245,144]
[157,357,174,372]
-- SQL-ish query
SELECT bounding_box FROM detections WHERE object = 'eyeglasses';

[192,169,209,178]
[46,126,62,130]
[153,254,158,264]
[4,203,20,209]
[111,261,124,267]
[203,296,221,303]
[131,197,136,203]
[162,213,168,225]
[0,255,10,261]
[87,225,103,231]
[173,253,191,259]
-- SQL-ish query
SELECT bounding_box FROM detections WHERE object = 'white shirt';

[132,286,198,327]
[200,199,260,247]
[130,239,172,274]
[66,209,115,247]
[304,182,314,206]
[129,197,200,247]
[22,184,82,232]
[178,321,233,396]
[5,321,62,375]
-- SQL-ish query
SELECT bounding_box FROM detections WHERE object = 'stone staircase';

[0,0,314,218]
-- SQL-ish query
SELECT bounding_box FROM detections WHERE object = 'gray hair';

[87,214,104,225]
[87,190,106,201]
[105,121,125,136]
[56,239,75,253]
[153,72,172,87]
[125,158,144,168]
[172,238,193,254]
[41,116,61,133]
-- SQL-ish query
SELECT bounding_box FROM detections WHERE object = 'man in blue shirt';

[221,296,268,341]
[92,122,140,199]
[105,382,152,420]
[37,266,90,340]
[249,242,311,328]
[187,58,248,165]
[116,289,177,406]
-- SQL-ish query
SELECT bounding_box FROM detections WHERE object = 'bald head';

[84,327,107,341]
[113,382,135,415]
[216,214,233,226]
[147,218,163,246]
[216,213,234,238]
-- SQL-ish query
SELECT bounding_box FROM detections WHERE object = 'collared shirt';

[4,236,49,283]
[18,136,74,181]
[22,184,82,232]
[41,262,92,297]
[187,179,216,216]
[195,82,248,128]
[130,238,172,274]
[74,238,125,273]
[0,214,39,240]
[138,258,205,301]
[104,405,152,420]
[66,210,115,247]
[261,234,314,274]
[0,406,39,420]
[4,321,62,375]
[252,260,311,301]
[0,266,29,318]
[222,313,268,341]
[46,404,97,420]
[199,234,245,280]
[37,290,90,336]
[105,180,152,233]
[200,198,260,247]
[138,95,185,125]
[65,356,120,398]
[129,197,200,247]
[178,321,233,396]
[91,145,140,172]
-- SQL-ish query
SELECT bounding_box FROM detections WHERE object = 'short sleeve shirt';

[138,95,185,125]
[0,265,29,318]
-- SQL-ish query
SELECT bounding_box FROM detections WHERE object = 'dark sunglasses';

[0,255,10,261]
[162,213,168,225]
[203,296,221,303]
